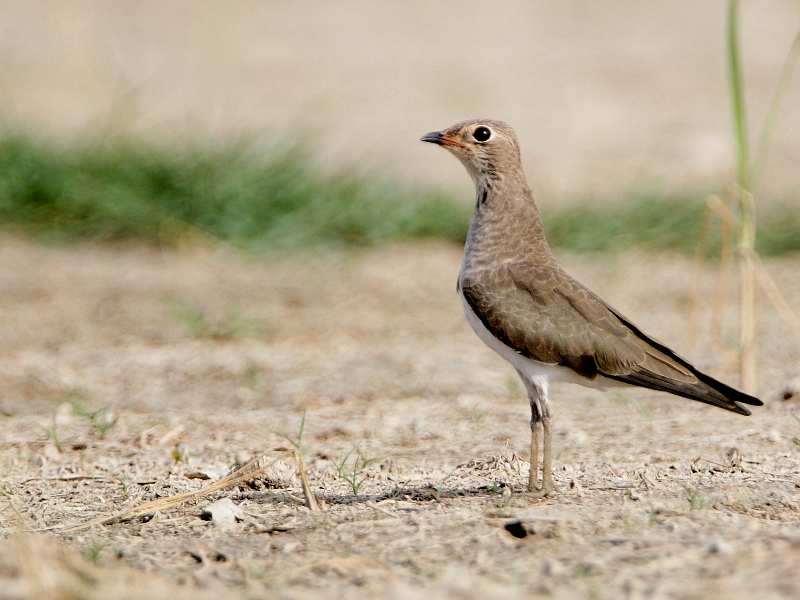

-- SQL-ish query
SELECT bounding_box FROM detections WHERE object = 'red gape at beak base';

[420,131,466,149]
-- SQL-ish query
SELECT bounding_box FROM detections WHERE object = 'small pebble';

[767,430,783,444]
[201,497,244,531]
[707,539,733,555]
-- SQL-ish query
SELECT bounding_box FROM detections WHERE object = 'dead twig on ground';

[37,452,289,533]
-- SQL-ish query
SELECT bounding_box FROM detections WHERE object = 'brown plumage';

[422,119,762,496]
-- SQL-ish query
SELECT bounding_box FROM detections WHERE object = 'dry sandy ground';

[1,237,800,598]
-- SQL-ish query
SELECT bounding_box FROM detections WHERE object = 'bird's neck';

[462,174,557,271]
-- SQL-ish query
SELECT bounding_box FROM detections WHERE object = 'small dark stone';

[505,521,529,539]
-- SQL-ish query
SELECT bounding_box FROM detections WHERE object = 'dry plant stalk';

[707,198,800,345]
[688,195,737,350]
[751,251,800,343]
[292,449,319,511]
[54,452,288,533]
[713,196,736,345]
[273,406,319,511]
[687,201,713,352]
[691,195,800,372]
[722,2,800,392]
[727,1,757,393]
[737,189,757,393]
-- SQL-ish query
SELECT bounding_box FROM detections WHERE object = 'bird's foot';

[526,477,557,498]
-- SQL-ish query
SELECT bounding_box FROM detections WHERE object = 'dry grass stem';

[687,201,714,352]
[751,251,800,344]
[708,195,736,347]
[737,189,757,393]
[293,449,319,512]
[706,193,800,379]
[56,452,287,533]
[694,195,738,348]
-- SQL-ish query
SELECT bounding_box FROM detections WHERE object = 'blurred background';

[1,1,799,252]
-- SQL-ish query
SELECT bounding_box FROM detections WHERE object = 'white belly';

[459,290,622,391]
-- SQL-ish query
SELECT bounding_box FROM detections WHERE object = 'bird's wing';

[460,264,761,414]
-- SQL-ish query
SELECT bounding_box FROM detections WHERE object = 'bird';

[421,119,763,497]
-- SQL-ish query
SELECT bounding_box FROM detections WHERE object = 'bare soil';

[1,237,800,599]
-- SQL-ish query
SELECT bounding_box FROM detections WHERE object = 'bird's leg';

[528,413,541,491]
[540,412,555,494]
[519,371,555,497]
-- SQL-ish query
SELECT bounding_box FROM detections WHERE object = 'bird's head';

[420,119,522,186]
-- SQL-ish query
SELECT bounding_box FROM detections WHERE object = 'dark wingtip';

[694,381,762,416]
[730,392,762,416]
[703,380,763,414]
[738,394,764,407]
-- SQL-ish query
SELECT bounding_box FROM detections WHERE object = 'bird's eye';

[472,126,492,142]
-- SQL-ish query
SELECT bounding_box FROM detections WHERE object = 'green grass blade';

[727,0,750,192]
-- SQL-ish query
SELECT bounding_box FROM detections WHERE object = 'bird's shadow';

[231,481,518,508]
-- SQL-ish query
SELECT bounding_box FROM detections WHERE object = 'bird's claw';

[526,478,557,498]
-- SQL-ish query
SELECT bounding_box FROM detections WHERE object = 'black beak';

[420,131,444,145]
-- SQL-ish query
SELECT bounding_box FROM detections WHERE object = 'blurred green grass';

[542,194,800,256]
[0,133,798,255]
[0,134,470,250]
